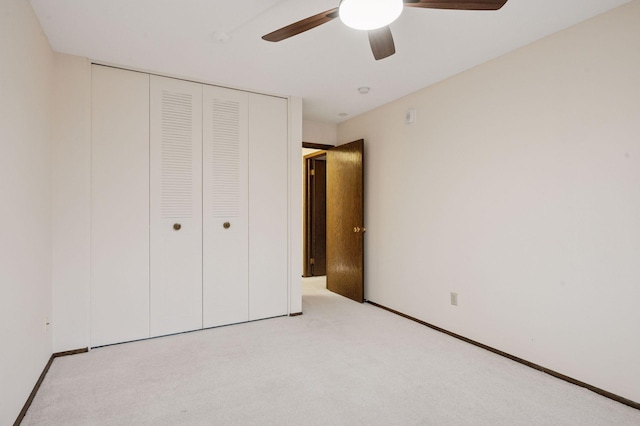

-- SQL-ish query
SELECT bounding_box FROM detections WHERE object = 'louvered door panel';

[202,86,249,328]
[150,75,203,337]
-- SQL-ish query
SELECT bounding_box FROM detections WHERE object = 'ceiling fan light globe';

[339,0,403,31]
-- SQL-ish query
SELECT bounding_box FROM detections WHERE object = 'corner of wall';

[0,0,56,423]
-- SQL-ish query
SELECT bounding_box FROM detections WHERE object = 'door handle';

[173,223,181,231]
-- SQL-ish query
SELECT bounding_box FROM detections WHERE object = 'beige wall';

[0,0,55,423]
[303,119,337,146]
[338,1,640,403]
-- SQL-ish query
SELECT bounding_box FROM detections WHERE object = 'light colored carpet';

[23,277,640,425]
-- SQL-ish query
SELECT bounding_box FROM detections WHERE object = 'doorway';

[301,140,365,303]
[302,144,330,277]
[303,152,327,277]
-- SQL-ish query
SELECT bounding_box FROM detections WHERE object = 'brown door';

[326,139,364,303]
[303,155,327,277]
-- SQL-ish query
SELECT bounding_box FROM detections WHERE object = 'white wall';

[0,0,54,423]
[289,98,304,314]
[338,1,640,403]
[303,119,337,146]
[52,53,92,352]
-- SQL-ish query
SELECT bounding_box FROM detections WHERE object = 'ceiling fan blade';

[368,26,396,61]
[403,0,508,11]
[262,8,339,42]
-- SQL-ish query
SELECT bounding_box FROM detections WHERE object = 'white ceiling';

[30,0,629,124]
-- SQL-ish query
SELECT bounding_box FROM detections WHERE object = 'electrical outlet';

[450,292,458,306]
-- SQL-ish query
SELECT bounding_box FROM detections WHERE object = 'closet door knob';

[173,223,182,231]
[223,222,231,229]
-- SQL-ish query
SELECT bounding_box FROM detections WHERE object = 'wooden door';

[326,139,365,303]
[150,75,203,337]
[303,156,327,277]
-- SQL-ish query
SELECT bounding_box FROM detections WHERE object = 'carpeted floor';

[22,277,640,425]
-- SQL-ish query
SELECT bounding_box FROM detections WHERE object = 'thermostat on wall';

[405,108,416,125]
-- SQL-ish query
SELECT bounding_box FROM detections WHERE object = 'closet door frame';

[287,97,303,315]
[89,65,304,346]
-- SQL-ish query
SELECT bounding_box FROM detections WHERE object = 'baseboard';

[366,300,640,411]
[13,348,88,426]
[289,312,303,317]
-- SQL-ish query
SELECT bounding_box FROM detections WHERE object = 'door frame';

[303,142,335,150]
[303,150,328,277]
[301,142,334,282]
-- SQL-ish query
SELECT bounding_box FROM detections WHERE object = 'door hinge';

[310,258,315,265]
[310,169,315,176]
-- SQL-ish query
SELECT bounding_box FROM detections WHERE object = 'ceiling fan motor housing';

[339,0,404,30]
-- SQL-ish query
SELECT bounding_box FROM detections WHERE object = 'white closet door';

[248,94,289,321]
[91,65,150,347]
[150,75,203,337]
[202,86,249,328]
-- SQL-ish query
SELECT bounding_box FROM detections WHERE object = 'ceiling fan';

[262,0,508,60]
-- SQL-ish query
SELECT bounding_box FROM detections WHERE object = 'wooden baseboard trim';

[366,300,640,411]
[289,312,303,317]
[14,348,89,426]
[53,348,89,358]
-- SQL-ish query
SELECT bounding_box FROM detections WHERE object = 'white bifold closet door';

[91,66,150,347]
[150,75,203,337]
[91,68,289,346]
[202,86,249,328]
[248,94,289,321]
